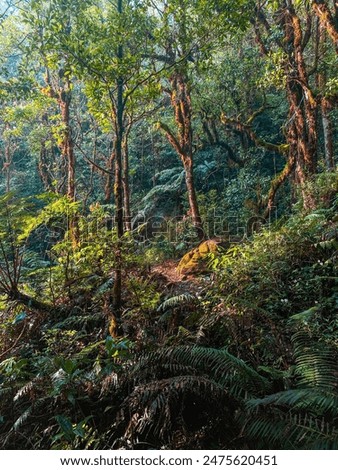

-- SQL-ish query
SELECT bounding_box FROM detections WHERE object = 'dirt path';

[151,260,209,297]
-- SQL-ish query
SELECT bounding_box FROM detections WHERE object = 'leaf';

[55,415,74,440]
[13,312,27,324]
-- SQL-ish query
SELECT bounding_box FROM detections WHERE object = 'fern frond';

[247,388,338,415]
[244,411,338,449]
[133,346,271,397]
[292,330,338,389]
[53,313,102,331]
[157,294,198,312]
[119,375,232,443]
[12,397,50,431]
[14,377,45,402]
[94,277,115,297]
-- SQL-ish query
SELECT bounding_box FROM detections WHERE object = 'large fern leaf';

[133,346,271,397]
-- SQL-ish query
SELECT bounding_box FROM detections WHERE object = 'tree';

[251,0,334,210]
[153,0,252,239]
[40,0,159,314]
[311,0,338,52]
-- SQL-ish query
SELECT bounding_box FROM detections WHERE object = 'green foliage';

[157,293,198,313]
[0,0,337,452]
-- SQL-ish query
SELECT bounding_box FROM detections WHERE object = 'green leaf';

[13,312,27,324]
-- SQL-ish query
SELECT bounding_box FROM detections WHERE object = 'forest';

[0,0,337,451]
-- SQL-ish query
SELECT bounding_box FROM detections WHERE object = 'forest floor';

[151,259,210,297]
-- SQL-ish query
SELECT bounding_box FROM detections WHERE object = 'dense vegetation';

[0,0,337,450]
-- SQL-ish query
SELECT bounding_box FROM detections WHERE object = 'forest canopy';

[0,0,337,450]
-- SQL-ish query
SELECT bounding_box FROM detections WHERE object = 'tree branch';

[156,121,183,156]
[221,114,289,155]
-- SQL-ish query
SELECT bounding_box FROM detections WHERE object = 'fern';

[157,293,198,312]
[93,277,115,297]
[53,313,102,331]
[292,330,338,390]
[134,346,271,397]
[243,411,338,449]
[247,388,338,415]
[14,377,45,402]
[118,375,234,446]
[243,323,338,449]
[12,397,49,432]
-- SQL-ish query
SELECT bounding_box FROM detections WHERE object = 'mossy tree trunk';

[311,0,338,52]
[160,72,204,240]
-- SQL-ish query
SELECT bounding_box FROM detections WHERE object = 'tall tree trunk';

[112,0,124,316]
[4,130,11,193]
[283,3,318,209]
[316,25,335,170]
[183,158,203,239]
[38,143,52,190]
[253,2,319,211]
[5,145,11,193]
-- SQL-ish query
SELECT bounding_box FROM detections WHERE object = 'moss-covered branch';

[264,155,296,218]
[221,114,289,155]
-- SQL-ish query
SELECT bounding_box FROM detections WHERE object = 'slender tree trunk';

[59,77,75,201]
[316,26,335,170]
[122,127,132,232]
[183,158,204,239]
[104,150,115,205]
[321,96,335,169]
[58,76,79,245]
[38,114,53,190]
[112,0,124,315]
[38,144,52,190]
[4,138,11,193]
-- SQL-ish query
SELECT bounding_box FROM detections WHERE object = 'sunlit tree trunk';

[104,151,114,205]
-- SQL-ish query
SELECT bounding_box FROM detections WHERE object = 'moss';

[177,239,220,274]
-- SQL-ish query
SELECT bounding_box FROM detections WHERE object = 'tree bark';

[38,115,53,190]
[312,0,338,52]
[284,4,318,209]
[112,0,124,316]
[59,77,75,201]
[104,150,115,205]
[321,96,335,170]
[160,72,204,240]
[122,127,132,232]
[183,158,204,239]
[252,3,319,211]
